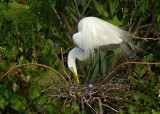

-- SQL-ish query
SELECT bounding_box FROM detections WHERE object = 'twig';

[139,24,151,29]
[93,97,103,114]
[81,97,84,114]
[74,0,81,18]
[2,63,69,86]
[131,16,158,59]
[61,48,72,86]
[61,48,65,69]
[101,103,118,113]
[62,97,69,110]
[132,17,142,36]
[49,0,73,44]
[80,0,92,19]
[73,0,92,33]
[100,61,160,85]
[41,86,56,92]
[64,71,72,85]
[129,34,160,40]
[83,97,97,113]
[65,7,78,23]
[140,16,158,48]
[59,10,73,35]
[49,0,63,25]
[63,46,73,54]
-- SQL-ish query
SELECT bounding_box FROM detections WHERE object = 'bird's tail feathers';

[107,38,142,73]
[117,29,142,61]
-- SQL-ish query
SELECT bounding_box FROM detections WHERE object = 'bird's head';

[69,67,79,84]
[67,48,80,84]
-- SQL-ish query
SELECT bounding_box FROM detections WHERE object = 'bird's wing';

[73,17,128,51]
[72,31,84,49]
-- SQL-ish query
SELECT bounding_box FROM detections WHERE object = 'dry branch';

[139,16,158,48]
[73,0,81,18]
[1,63,69,86]
[129,34,160,40]
[73,0,92,33]
[59,11,73,35]
[40,74,128,113]
[49,0,63,25]
[100,62,160,85]
[61,48,73,86]
[101,103,118,113]
[93,97,103,114]
[81,97,84,114]
[132,17,143,36]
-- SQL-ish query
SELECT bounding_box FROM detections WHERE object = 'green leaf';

[0,95,8,110]
[119,109,124,114]
[11,98,26,111]
[90,50,107,79]
[134,0,137,8]
[126,104,136,114]
[46,104,56,113]
[94,104,100,113]
[140,2,146,13]
[72,101,79,112]
[29,86,41,100]
[38,70,60,86]
[152,109,159,114]
[3,89,11,99]
[131,9,138,21]
[5,46,19,60]
[0,59,6,70]
[108,16,122,26]
[36,23,43,32]
[93,0,108,18]
[18,56,29,64]
[133,94,140,101]
[65,104,72,114]
[142,54,153,62]
[36,95,47,105]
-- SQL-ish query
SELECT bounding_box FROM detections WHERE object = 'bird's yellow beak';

[70,67,80,84]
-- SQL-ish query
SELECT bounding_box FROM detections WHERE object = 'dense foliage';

[0,0,160,113]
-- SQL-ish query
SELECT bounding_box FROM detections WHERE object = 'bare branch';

[2,63,69,86]
[65,7,78,23]
[101,103,118,113]
[49,0,63,25]
[81,0,92,18]
[93,97,103,114]
[100,61,160,85]
[81,97,84,114]
[61,48,73,86]
[139,16,158,47]
[59,11,73,35]
[132,17,143,36]
[83,97,97,113]
[73,0,81,17]
[73,0,92,33]
[129,34,160,40]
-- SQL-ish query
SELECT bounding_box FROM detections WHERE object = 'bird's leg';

[87,53,94,85]
[98,48,102,76]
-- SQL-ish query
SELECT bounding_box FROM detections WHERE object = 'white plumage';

[73,17,128,52]
[68,17,130,84]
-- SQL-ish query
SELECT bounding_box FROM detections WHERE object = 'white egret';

[68,17,132,84]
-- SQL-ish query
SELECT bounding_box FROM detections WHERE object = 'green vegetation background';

[0,0,160,113]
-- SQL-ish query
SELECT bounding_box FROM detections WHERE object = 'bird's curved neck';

[69,48,90,61]
[68,47,90,75]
